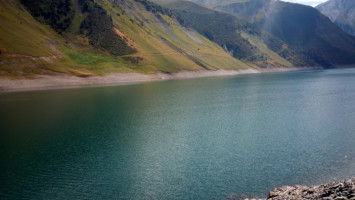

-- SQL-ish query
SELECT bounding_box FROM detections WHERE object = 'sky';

[281,0,328,7]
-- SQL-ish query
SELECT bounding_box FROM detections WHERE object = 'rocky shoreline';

[267,177,355,200]
[226,177,355,200]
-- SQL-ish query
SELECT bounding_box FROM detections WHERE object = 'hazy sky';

[281,0,328,6]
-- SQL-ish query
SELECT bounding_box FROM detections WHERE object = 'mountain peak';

[316,0,355,36]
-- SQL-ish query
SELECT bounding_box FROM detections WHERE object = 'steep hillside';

[183,0,240,7]
[192,0,355,67]
[2,0,355,78]
[317,0,355,37]
[261,1,355,67]
[159,0,301,68]
[0,0,249,78]
[213,0,271,22]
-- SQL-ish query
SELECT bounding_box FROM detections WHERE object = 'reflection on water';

[0,68,355,199]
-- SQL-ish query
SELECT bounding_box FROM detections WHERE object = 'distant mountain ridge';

[316,0,355,37]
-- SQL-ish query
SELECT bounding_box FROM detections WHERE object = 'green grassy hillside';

[0,0,249,78]
[3,0,353,77]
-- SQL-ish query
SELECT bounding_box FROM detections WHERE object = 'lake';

[1,68,355,199]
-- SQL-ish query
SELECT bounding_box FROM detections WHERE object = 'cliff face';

[267,177,355,200]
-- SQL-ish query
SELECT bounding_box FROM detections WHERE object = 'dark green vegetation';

[317,0,355,37]
[20,0,75,33]
[134,0,175,17]
[21,0,135,56]
[79,0,136,55]
[188,0,355,67]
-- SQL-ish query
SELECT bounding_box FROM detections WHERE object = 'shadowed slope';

[208,0,355,67]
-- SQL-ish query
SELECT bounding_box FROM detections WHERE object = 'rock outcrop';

[267,177,355,200]
[225,177,355,200]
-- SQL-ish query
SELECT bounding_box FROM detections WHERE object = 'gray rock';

[267,177,355,200]
[226,177,355,200]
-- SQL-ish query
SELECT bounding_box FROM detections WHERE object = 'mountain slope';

[0,0,249,77]
[192,0,355,67]
[2,0,355,78]
[316,0,355,37]
[159,0,304,68]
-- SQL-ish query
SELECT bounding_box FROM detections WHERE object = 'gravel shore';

[0,68,305,92]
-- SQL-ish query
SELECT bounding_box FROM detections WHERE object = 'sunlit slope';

[0,0,75,76]
[99,0,250,71]
[0,0,249,77]
[0,0,58,56]
[0,0,133,76]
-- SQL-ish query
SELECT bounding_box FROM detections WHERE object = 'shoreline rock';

[226,177,355,200]
[267,177,355,200]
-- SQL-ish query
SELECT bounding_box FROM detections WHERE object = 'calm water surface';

[1,68,355,199]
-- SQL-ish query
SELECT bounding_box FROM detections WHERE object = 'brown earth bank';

[226,177,355,200]
[0,67,315,93]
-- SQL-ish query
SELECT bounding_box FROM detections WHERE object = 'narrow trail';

[1,53,61,62]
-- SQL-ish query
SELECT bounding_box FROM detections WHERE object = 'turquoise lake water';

[0,68,355,199]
